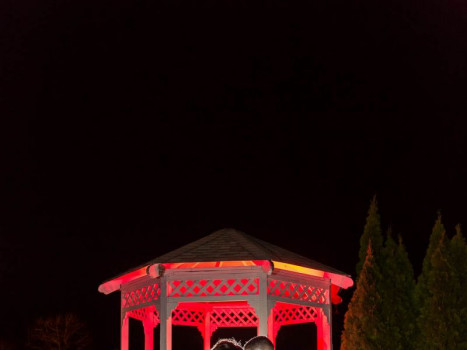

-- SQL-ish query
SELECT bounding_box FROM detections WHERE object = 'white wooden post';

[203,311,212,350]
[121,314,129,350]
[143,319,154,350]
[159,305,173,350]
[256,273,268,336]
[159,277,174,350]
[316,307,332,350]
[267,303,276,348]
[328,304,333,350]
[316,312,323,350]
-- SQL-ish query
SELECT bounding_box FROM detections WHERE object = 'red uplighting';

[99,259,352,304]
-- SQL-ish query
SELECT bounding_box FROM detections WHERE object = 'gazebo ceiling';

[99,228,353,295]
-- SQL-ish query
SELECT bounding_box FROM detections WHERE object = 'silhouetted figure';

[244,336,274,350]
[211,338,243,350]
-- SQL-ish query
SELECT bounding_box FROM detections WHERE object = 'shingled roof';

[144,228,350,277]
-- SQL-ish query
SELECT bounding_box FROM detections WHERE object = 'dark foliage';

[342,242,384,350]
[380,230,416,350]
[356,196,384,279]
[416,227,467,350]
[415,213,445,308]
[27,314,92,350]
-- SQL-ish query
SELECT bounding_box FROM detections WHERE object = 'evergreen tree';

[356,196,384,279]
[416,232,460,350]
[379,229,401,350]
[415,213,445,307]
[342,241,384,350]
[448,225,467,349]
[379,230,416,350]
[395,235,417,349]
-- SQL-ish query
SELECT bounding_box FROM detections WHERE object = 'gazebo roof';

[100,228,353,294]
[145,228,349,277]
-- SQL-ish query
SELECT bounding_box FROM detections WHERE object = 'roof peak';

[143,228,349,277]
[100,228,353,294]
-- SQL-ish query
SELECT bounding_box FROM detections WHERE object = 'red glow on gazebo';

[99,229,353,350]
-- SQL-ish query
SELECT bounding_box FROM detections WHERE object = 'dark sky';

[1,0,467,348]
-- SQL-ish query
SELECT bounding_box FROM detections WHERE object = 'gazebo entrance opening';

[276,323,317,350]
[99,229,353,350]
[210,326,257,346]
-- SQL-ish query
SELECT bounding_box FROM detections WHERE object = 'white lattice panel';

[172,309,205,326]
[168,278,259,297]
[127,305,160,326]
[122,283,161,309]
[267,279,328,304]
[274,305,318,326]
[211,307,258,327]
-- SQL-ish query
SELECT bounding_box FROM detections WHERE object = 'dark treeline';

[341,197,467,350]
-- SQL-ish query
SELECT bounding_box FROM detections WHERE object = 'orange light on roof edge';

[272,261,325,278]
[273,260,353,291]
[165,260,258,269]
[99,259,353,297]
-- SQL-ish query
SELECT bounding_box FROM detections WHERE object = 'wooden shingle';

[143,228,349,277]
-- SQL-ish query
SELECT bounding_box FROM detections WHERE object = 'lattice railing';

[127,305,160,326]
[168,278,259,297]
[274,305,318,326]
[267,279,328,304]
[122,283,161,309]
[124,303,317,330]
[172,308,205,326]
[210,307,258,327]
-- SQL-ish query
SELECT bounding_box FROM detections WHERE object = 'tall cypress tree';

[342,241,383,350]
[416,232,459,350]
[379,229,402,350]
[356,196,384,279]
[395,235,417,349]
[448,225,467,349]
[380,230,416,350]
[414,214,445,349]
[415,213,445,307]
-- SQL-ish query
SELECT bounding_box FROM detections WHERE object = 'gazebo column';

[121,314,129,350]
[159,276,176,350]
[143,319,154,350]
[267,303,277,347]
[159,302,176,350]
[254,274,269,336]
[159,304,174,350]
[315,306,332,350]
[256,303,268,336]
[202,311,212,350]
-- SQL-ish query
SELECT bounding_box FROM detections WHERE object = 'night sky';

[1,0,467,348]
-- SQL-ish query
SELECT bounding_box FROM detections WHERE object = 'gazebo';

[98,229,353,350]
